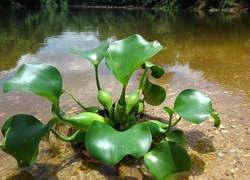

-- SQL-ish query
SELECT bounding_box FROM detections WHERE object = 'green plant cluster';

[0,0,68,6]
[144,0,249,11]
[0,34,220,179]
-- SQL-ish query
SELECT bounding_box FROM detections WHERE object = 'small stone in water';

[229,149,236,153]
[221,130,229,134]
[219,125,226,129]
[217,151,225,158]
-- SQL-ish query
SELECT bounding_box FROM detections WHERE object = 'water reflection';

[0,6,250,101]
[0,6,249,100]
[20,32,105,73]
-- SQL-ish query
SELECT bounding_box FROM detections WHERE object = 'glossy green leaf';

[85,121,152,164]
[69,41,109,66]
[143,141,191,180]
[0,114,51,167]
[141,76,166,106]
[3,63,62,105]
[142,61,164,78]
[105,34,164,86]
[173,89,212,124]
[165,130,188,149]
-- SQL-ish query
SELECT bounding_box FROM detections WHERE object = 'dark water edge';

[1,0,250,12]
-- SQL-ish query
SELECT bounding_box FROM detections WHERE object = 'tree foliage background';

[0,0,249,10]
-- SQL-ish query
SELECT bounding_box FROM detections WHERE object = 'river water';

[0,6,250,179]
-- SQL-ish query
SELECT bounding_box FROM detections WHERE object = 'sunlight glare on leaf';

[90,54,97,61]
[147,154,158,163]
[193,90,210,104]
[95,139,114,150]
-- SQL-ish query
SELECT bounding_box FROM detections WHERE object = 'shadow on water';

[185,130,216,177]
[185,130,215,154]
[5,171,34,180]
[189,154,206,176]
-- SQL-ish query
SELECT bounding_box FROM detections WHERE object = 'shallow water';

[0,6,250,179]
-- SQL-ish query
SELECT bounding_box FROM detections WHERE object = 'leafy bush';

[0,34,220,179]
[221,0,235,8]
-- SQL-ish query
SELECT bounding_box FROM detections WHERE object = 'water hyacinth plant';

[0,34,220,179]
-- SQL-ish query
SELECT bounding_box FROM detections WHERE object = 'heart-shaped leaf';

[3,63,62,105]
[0,114,51,167]
[69,41,109,66]
[105,34,164,86]
[143,141,191,180]
[85,121,152,164]
[173,89,212,124]
[141,76,166,106]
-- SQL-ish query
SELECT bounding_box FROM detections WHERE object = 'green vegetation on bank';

[0,0,249,11]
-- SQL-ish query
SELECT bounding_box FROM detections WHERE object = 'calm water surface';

[0,6,250,178]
